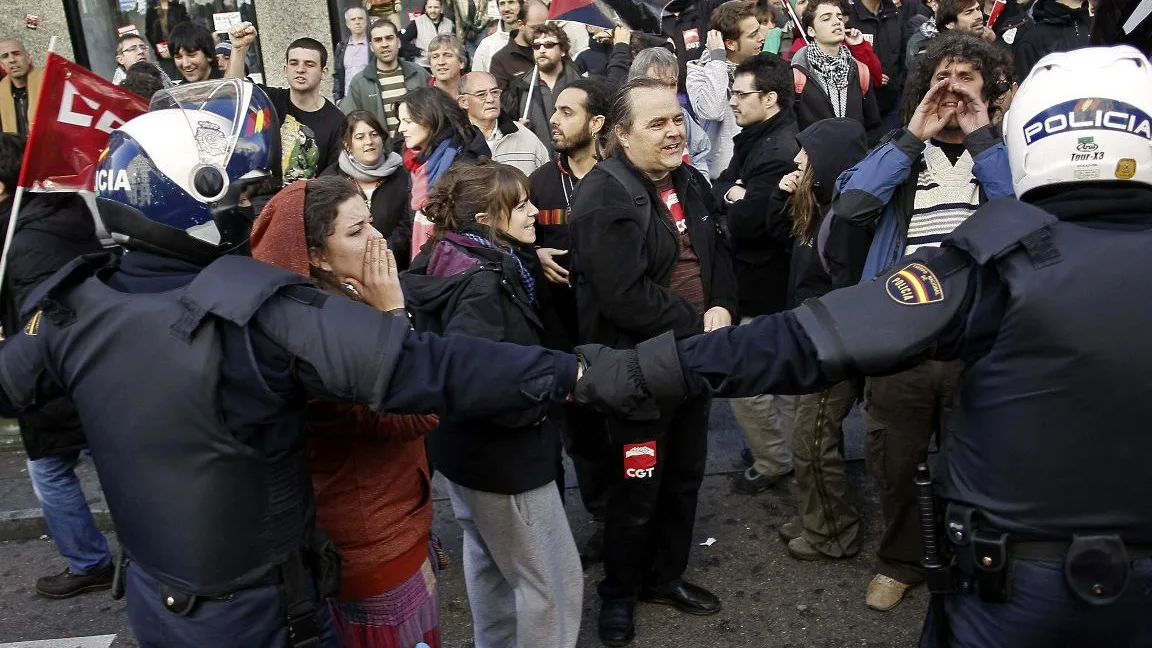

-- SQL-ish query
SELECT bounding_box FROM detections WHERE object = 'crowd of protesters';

[0,0,1099,644]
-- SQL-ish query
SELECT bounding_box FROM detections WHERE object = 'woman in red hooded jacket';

[251,176,441,648]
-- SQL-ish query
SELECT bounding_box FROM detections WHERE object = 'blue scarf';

[459,232,537,305]
[423,138,460,186]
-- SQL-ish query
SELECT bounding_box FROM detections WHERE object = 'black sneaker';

[35,564,114,599]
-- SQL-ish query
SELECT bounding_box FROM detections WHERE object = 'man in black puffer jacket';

[0,134,113,599]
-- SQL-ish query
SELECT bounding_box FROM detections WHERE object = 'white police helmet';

[1005,45,1152,198]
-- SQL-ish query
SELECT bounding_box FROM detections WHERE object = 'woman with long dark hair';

[401,161,582,648]
[396,86,490,260]
[320,111,413,267]
[250,177,442,648]
[764,118,872,562]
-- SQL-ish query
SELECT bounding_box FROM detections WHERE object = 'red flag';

[17,52,150,192]
[986,0,1008,28]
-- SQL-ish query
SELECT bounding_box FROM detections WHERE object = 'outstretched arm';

[254,287,578,419]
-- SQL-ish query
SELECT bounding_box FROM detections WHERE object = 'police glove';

[572,331,687,421]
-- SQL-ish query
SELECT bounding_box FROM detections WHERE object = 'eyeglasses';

[730,90,764,100]
[118,44,148,55]
[467,88,502,99]
[533,41,560,50]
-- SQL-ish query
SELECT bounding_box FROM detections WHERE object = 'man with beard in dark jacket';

[712,53,802,494]
[0,134,113,598]
[1010,0,1092,79]
[568,77,739,647]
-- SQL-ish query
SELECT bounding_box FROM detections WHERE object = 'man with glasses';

[459,71,549,174]
[502,22,581,153]
[112,34,173,87]
[712,53,803,496]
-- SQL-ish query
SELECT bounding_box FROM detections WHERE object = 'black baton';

[916,463,953,593]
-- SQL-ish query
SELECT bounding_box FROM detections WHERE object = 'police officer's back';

[0,80,582,648]
[576,46,1152,647]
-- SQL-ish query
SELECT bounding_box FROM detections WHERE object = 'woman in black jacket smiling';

[400,161,582,648]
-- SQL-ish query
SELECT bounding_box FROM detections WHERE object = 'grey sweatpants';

[446,479,583,648]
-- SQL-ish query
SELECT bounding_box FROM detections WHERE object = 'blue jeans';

[27,450,111,574]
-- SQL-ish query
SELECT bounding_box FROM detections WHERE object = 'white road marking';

[0,636,116,648]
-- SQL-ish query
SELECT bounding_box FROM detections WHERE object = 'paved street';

[0,403,928,647]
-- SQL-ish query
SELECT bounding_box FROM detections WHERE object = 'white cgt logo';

[57,80,131,133]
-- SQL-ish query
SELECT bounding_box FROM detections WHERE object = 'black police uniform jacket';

[667,183,1152,543]
[0,249,578,595]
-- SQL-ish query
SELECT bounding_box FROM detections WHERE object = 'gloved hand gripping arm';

[573,247,976,413]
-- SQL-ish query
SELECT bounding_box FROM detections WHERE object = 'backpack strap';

[595,157,652,234]
[793,63,869,96]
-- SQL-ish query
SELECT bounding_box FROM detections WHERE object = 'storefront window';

[70,0,266,85]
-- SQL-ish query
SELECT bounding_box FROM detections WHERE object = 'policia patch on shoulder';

[886,263,944,306]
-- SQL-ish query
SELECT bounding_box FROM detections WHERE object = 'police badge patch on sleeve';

[886,263,944,305]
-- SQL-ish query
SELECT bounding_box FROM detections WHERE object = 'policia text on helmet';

[95,79,281,265]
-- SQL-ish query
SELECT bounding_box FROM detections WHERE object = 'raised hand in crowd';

[845,28,865,46]
[949,78,992,134]
[345,238,405,312]
[228,21,258,50]
[706,29,725,52]
[906,78,958,141]
[614,25,632,45]
[778,170,801,194]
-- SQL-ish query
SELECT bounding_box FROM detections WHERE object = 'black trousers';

[598,395,711,600]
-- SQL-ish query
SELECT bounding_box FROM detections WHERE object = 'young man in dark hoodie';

[712,53,802,494]
[0,134,112,598]
[1010,0,1092,79]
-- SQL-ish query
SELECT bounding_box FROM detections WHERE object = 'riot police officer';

[0,80,588,647]
[578,45,1152,646]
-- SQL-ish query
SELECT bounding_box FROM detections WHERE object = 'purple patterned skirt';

[328,558,441,648]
